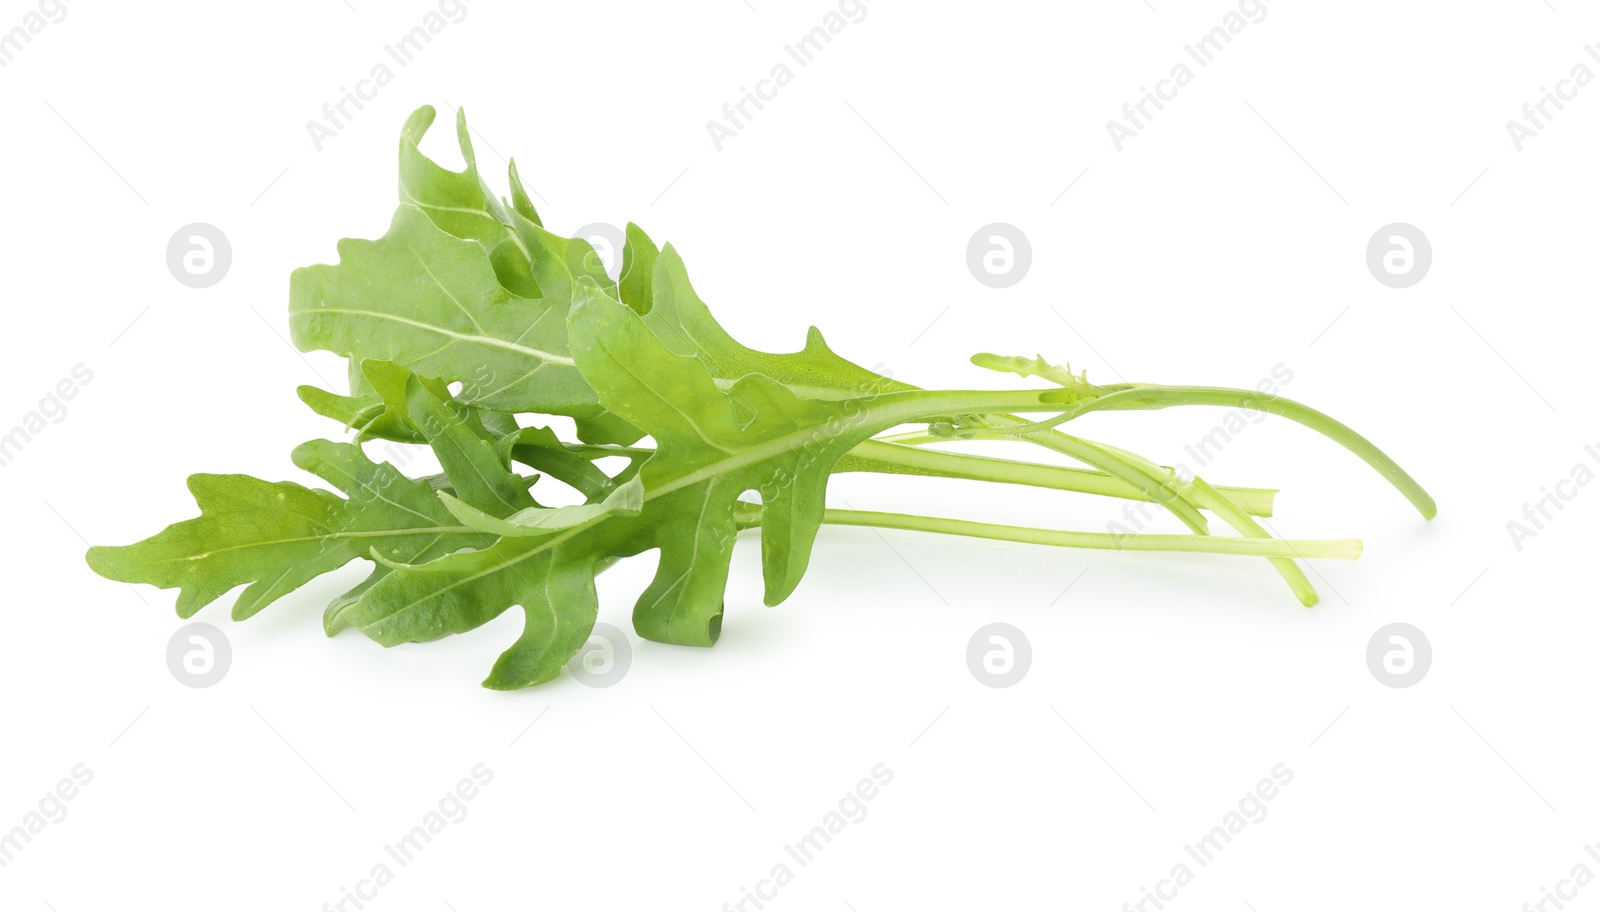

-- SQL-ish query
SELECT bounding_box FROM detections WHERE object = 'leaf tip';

[452,104,478,169]
[400,105,437,146]
[323,604,353,636]
[481,657,561,691]
[83,545,115,579]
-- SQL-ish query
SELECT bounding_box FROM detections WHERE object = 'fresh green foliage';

[86,439,494,622]
[85,106,1436,689]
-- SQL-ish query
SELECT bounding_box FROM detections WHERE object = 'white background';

[2,1,1597,909]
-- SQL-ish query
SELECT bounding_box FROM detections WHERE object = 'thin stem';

[879,425,1211,533]
[838,438,1277,516]
[890,412,1219,531]
[1003,385,1437,520]
[1061,436,1318,604]
[730,503,1361,561]
[645,388,1074,502]
[1183,478,1319,607]
[541,431,1281,515]
[550,435,1273,518]
[1003,431,1209,534]
[910,428,1319,602]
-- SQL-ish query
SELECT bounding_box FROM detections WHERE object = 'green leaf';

[398,105,543,297]
[84,440,492,621]
[322,568,394,635]
[399,106,618,301]
[298,359,521,445]
[405,372,538,517]
[294,105,636,443]
[618,222,658,313]
[297,383,420,442]
[571,286,845,613]
[640,242,913,402]
[498,425,642,501]
[339,528,606,688]
[437,475,644,539]
[289,204,639,443]
[506,158,543,226]
[303,107,900,443]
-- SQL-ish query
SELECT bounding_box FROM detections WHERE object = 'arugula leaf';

[325,415,622,686]
[298,358,524,446]
[406,133,910,413]
[292,106,633,443]
[400,108,615,304]
[498,425,643,501]
[399,106,537,235]
[405,372,537,517]
[289,205,640,443]
[85,440,492,621]
[631,229,913,402]
[296,383,421,443]
[438,476,644,539]
[569,284,1081,615]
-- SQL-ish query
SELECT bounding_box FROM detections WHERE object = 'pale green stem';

[566,436,1277,517]
[730,504,1360,561]
[1055,436,1319,604]
[879,415,1211,533]
[877,426,1210,534]
[875,427,1318,602]
[999,385,1437,519]
[836,438,1276,517]
[1182,478,1318,607]
[1003,431,1208,534]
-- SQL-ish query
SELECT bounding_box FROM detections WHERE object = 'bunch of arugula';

[86,107,1435,689]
